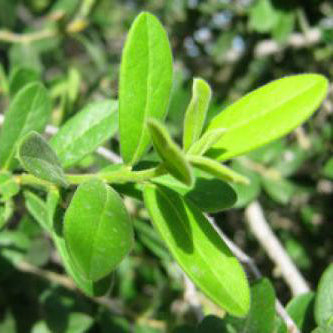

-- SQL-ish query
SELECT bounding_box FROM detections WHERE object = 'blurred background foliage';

[1,0,333,332]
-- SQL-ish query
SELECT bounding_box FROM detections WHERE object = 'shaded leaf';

[0,82,51,169]
[9,66,40,97]
[19,132,68,187]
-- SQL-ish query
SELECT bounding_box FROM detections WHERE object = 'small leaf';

[0,172,19,201]
[143,184,250,316]
[242,278,276,333]
[18,132,68,187]
[148,119,193,186]
[315,264,333,326]
[276,292,315,333]
[188,128,225,156]
[64,178,134,281]
[0,82,51,169]
[206,74,328,160]
[9,66,40,97]
[188,155,249,184]
[183,78,212,151]
[119,12,173,165]
[50,100,118,168]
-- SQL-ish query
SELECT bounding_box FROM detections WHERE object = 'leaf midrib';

[210,79,321,134]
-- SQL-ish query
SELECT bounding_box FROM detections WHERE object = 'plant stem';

[16,165,166,188]
[66,165,166,185]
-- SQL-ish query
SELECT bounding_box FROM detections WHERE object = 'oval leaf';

[183,78,212,151]
[143,184,250,316]
[0,82,51,169]
[50,100,118,169]
[64,178,134,281]
[315,264,333,326]
[148,119,193,186]
[188,155,249,184]
[19,132,68,187]
[206,74,328,160]
[9,66,40,97]
[119,12,173,165]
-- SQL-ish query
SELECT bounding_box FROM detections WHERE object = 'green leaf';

[261,177,296,205]
[0,172,19,201]
[230,160,261,208]
[188,155,249,185]
[148,119,193,186]
[0,200,14,230]
[315,264,333,326]
[143,184,250,316]
[242,278,276,333]
[312,324,333,333]
[64,178,134,281]
[119,12,173,165]
[277,292,315,333]
[50,100,118,168]
[18,132,68,187]
[206,74,328,161]
[249,0,279,33]
[9,66,40,97]
[188,128,225,156]
[153,170,237,213]
[183,78,212,151]
[0,82,51,169]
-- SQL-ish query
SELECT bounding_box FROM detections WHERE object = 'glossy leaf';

[0,82,51,169]
[315,264,333,326]
[188,128,225,156]
[19,132,68,187]
[119,12,173,165]
[64,178,134,281]
[9,66,40,97]
[148,119,193,186]
[183,78,212,151]
[50,100,118,168]
[206,74,328,160]
[188,155,249,184]
[143,184,250,316]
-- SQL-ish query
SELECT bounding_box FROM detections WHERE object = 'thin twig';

[244,201,310,295]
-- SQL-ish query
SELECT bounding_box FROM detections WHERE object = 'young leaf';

[9,66,40,97]
[206,74,328,160]
[50,100,118,168]
[148,119,193,186]
[18,132,68,188]
[0,82,51,169]
[183,78,212,151]
[119,12,173,166]
[242,278,276,333]
[276,292,315,333]
[187,128,225,156]
[64,178,134,281]
[315,264,333,326]
[188,155,249,184]
[0,172,19,201]
[143,184,250,317]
